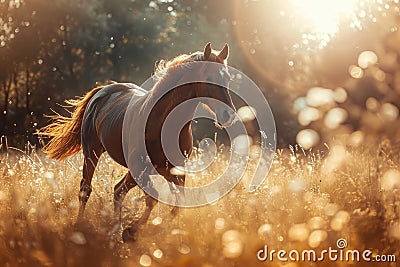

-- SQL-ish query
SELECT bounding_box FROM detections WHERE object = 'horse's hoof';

[122,227,137,242]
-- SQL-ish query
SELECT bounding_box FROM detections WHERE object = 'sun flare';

[289,0,358,34]
[287,0,362,47]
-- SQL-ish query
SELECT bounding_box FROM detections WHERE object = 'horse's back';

[82,83,148,166]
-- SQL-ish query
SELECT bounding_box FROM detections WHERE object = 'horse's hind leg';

[114,171,137,223]
[77,147,103,222]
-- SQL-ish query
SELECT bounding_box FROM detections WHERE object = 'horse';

[38,42,236,241]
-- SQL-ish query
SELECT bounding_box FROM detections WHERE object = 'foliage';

[0,0,399,148]
[0,0,178,145]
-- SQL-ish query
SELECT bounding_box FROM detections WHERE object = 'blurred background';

[1,0,399,148]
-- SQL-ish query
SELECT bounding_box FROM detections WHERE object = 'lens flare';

[289,0,358,35]
[288,0,360,45]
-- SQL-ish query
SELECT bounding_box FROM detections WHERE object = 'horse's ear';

[218,43,229,60]
[204,42,212,60]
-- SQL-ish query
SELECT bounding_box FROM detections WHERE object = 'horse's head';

[196,42,236,128]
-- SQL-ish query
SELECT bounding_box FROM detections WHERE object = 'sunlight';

[289,0,357,33]
[288,0,359,45]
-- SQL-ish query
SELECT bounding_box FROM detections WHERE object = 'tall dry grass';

[0,141,399,266]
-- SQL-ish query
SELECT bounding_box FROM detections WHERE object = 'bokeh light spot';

[349,65,364,79]
[358,50,378,69]
[333,88,348,103]
[374,69,386,82]
[308,230,328,248]
[153,249,163,259]
[232,135,252,156]
[306,87,334,107]
[215,217,226,231]
[349,131,364,146]
[139,254,152,266]
[288,223,309,242]
[379,103,399,122]
[257,224,272,239]
[389,222,400,240]
[222,230,243,258]
[308,216,327,230]
[298,107,320,126]
[237,106,257,122]
[324,107,348,129]
[296,129,320,149]
[381,169,400,191]
[366,97,380,111]
[330,210,350,231]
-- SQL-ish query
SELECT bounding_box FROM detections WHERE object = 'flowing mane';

[153,51,204,80]
[141,51,204,112]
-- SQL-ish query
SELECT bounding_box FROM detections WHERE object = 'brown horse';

[38,43,235,241]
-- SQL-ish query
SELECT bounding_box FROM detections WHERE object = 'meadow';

[0,140,399,267]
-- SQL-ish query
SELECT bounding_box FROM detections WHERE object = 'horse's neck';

[149,70,198,121]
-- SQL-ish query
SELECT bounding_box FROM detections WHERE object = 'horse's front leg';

[122,194,158,242]
[169,174,186,216]
[122,175,158,242]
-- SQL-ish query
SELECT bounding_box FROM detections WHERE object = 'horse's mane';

[153,51,203,80]
[141,51,204,112]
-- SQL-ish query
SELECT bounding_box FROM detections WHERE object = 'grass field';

[0,141,399,266]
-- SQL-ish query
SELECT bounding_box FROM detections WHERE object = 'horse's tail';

[37,86,104,160]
